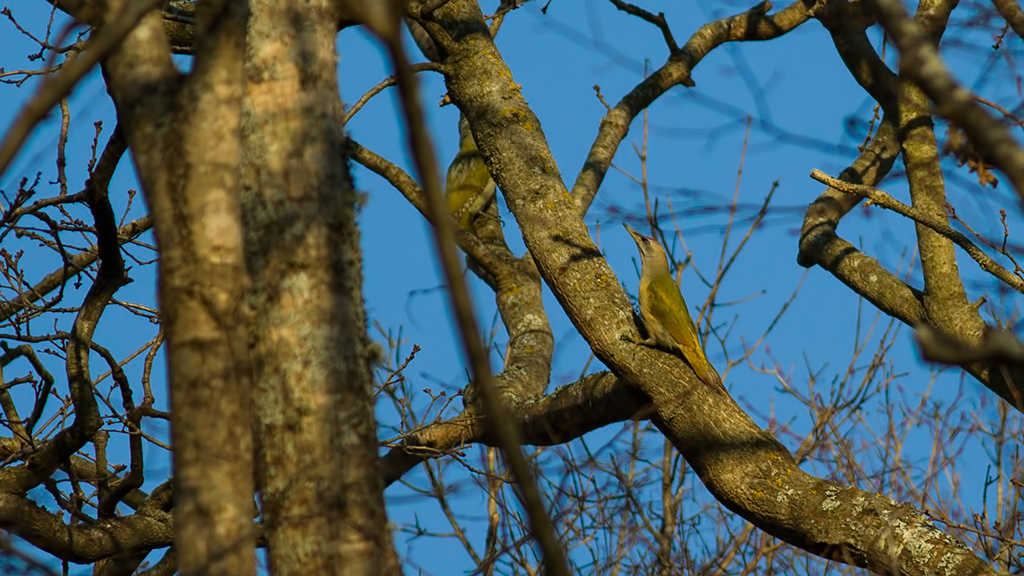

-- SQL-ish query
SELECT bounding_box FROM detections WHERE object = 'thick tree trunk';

[101,2,257,575]
[241,2,399,574]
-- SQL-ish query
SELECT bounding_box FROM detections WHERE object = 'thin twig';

[608,0,679,53]
[0,0,167,179]
[342,62,447,125]
[810,169,1024,294]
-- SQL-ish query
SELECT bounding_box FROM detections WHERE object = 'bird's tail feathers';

[691,355,725,394]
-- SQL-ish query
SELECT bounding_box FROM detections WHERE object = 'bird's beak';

[623,223,648,247]
[623,223,641,245]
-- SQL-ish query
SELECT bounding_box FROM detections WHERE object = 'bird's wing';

[646,274,701,352]
[647,275,724,391]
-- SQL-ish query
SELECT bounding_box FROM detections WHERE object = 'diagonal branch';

[810,168,1024,294]
[347,138,517,284]
[573,0,817,215]
[992,0,1024,42]
[868,0,1024,202]
[381,372,645,485]
[608,0,679,53]
[0,215,151,325]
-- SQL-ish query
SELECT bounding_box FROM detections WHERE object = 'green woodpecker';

[624,223,724,392]
[445,115,496,235]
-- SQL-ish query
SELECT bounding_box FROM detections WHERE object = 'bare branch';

[342,62,448,124]
[607,0,679,53]
[810,169,1024,294]
[916,323,1024,365]
[0,0,166,179]
[381,372,645,485]
[0,215,151,325]
[992,0,1024,40]
[573,0,816,215]
[0,492,172,563]
[868,0,1024,202]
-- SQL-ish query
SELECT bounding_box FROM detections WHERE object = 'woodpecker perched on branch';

[624,223,724,393]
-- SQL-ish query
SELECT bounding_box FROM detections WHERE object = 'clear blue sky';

[1,1,1020,574]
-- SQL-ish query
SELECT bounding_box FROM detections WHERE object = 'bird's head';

[623,223,670,273]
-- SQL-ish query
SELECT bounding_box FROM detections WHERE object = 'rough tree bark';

[101,1,257,574]
[241,1,399,574]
